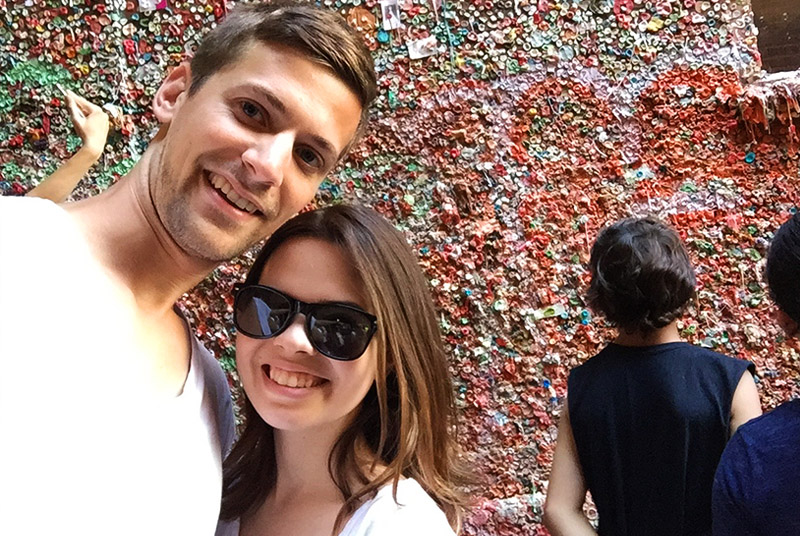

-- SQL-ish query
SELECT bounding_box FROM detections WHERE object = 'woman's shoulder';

[339,479,455,536]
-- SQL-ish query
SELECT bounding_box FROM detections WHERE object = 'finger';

[56,83,69,98]
[66,89,103,116]
[65,93,86,121]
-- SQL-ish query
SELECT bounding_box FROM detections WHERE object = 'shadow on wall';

[752,0,800,72]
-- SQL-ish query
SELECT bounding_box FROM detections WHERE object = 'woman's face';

[236,237,378,433]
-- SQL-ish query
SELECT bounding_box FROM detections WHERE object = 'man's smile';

[207,172,262,215]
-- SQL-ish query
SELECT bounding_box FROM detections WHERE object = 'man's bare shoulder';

[1,195,80,251]
[1,194,66,221]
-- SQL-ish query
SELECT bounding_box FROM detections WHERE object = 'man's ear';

[152,63,192,124]
[776,309,799,338]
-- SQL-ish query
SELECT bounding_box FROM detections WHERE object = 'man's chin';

[187,240,255,264]
[170,228,258,264]
[160,205,262,263]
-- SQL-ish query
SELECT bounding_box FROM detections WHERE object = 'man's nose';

[241,132,294,188]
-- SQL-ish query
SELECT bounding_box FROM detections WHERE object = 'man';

[0,3,376,534]
[712,212,800,536]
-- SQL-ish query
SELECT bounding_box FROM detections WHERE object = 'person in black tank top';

[543,217,762,536]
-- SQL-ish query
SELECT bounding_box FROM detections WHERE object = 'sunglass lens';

[308,305,373,360]
[235,287,292,338]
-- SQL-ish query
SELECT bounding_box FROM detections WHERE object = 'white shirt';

[217,478,454,536]
[0,196,234,535]
[339,479,455,536]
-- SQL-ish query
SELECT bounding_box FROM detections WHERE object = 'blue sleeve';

[712,432,759,536]
[196,339,237,458]
[218,382,236,458]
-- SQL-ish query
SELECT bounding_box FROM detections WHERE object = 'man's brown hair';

[189,2,377,138]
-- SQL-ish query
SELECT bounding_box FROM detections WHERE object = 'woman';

[544,216,762,536]
[217,205,468,536]
[27,88,109,202]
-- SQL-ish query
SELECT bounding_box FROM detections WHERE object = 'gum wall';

[2,0,799,533]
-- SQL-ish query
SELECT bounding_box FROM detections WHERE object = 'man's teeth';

[268,366,324,388]
[209,173,259,214]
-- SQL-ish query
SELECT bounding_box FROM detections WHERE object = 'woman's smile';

[264,364,326,389]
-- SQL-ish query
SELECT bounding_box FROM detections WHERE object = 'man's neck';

[65,152,216,316]
[614,321,682,347]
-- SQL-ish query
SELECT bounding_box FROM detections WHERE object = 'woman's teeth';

[209,173,259,214]
[268,366,324,388]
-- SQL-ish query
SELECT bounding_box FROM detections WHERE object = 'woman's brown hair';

[220,204,469,532]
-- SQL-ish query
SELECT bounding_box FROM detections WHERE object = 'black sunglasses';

[233,284,378,361]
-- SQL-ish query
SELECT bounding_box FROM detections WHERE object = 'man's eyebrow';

[309,134,338,162]
[249,85,287,116]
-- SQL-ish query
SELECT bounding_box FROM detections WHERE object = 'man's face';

[151,42,362,262]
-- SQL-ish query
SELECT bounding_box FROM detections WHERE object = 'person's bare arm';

[27,90,109,203]
[543,401,597,536]
[729,370,761,436]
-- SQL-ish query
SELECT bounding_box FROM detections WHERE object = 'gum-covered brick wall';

[2,0,799,533]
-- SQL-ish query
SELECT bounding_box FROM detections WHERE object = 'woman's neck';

[241,427,380,536]
[271,427,344,502]
[614,321,682,347]
[240,423,389,536]
[239,427,346,536]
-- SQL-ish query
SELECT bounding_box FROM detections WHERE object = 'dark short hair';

[189,2,377,138]
[766,212,800,324]
[587,216,696,333]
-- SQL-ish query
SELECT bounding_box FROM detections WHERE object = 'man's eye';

[296,147,322,168]
[241,101,262,120]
